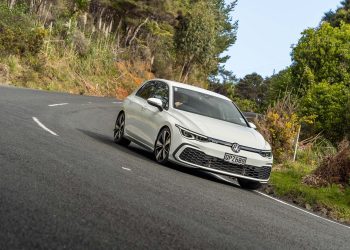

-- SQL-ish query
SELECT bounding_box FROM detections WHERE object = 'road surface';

[0,85,349,249]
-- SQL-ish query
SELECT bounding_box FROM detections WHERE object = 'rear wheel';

[237,178,262,190]
[154,127,171,164]
[113,112,131,146]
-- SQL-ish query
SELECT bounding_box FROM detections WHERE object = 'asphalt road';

[0,85,349,250]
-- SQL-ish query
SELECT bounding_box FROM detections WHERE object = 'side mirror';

[249,122,257,129]
[147,98,163,111]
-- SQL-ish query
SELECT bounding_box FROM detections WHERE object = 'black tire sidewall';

[237,178,262,190]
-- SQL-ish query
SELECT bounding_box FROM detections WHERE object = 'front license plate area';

[224,153,247,165]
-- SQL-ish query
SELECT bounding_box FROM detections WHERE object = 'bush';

[0,63,9,82]
[72,30,90,57]
[254,94,300,163]
[297,136,336,166]
[315,139,350,185]
[0,4,45,57]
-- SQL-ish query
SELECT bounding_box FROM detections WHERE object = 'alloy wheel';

[114,113,125,141]
[155,128,171,162]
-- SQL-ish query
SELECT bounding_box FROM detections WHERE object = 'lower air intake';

[179,147,271,180]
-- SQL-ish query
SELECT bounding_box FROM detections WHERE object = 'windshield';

[173,87,248,127]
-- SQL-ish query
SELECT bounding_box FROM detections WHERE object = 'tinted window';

[151,82,169,109]
[173,87,248,126]
[136,81,157,100]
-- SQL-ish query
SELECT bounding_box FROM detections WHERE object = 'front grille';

[179,147,271,180]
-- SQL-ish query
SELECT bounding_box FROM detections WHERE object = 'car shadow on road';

[77,129,155,161]
[78,129,242,189]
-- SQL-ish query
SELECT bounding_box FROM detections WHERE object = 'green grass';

[270,162,350,223]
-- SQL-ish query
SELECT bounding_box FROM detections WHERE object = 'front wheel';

[237,178,262,190]
[113,112,131,146]
[154,127,171,164]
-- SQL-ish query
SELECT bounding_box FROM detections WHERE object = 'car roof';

[153,79,231,101]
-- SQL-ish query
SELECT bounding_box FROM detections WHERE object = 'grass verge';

[264,161,350,224]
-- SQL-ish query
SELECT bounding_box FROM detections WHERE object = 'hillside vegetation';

[0,0,237,98]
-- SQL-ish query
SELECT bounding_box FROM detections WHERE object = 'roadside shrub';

[254,94,301,163]
[72,30,90,57]
[297,136,336,166]
[0,63,9,82]
[315,138,350,185]
[0,4,45,56]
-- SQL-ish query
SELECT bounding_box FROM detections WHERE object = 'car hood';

[170,109,268,150]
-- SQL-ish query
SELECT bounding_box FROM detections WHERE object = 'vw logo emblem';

[231,143,240,153]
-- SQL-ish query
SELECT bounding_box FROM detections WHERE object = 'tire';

[154,127,171,164]
[113,112,131,146]
[237,178,262,190]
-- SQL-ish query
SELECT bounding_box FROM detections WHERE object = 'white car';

[113,79,273,189]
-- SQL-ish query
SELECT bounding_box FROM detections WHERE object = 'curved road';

[0,86,349,249]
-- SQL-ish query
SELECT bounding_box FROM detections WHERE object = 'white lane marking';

[48,103,69,107]
[32,117,58,136]
[254,191,350,230]
[122,167,131,171]
[112,101,122,104]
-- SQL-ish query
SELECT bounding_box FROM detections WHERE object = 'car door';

[141,81,170,146]
[125,81,157,143]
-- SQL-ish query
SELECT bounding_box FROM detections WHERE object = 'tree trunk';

[179,61,187,82]
[181,56,194,83]
[127,17,149,46]
[8,0,16,9]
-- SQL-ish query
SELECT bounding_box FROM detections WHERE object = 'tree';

[235,73,268,110]
[291,22,350,92]
[266,67,293,105]
[208,82,235,100]
[174,2,216,82]
[299,82,350,143]
[211,0,238,65]
[323,0,350,27]
[289,22,350,143]
[174,0,237,82]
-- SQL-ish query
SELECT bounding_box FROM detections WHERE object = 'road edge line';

[32,117,59,136]
[254,190,350,230]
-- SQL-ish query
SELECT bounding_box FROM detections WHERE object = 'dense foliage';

[235,73,268,110]
[0,4,45,56]
[174,1,237,82]
[291,22,350,91]
[323,0,350,27]
[300,82,350,142]
[290,22,350,143]
[0,0,238,94]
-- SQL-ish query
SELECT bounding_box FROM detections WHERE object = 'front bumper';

[171,143,272,183]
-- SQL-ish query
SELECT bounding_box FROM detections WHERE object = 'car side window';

[136,81,157,100]
[151,81,169,109]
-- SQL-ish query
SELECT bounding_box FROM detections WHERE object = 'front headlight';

[260,151,272,158]
[261,141,272,158]
[175,125,209,142]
